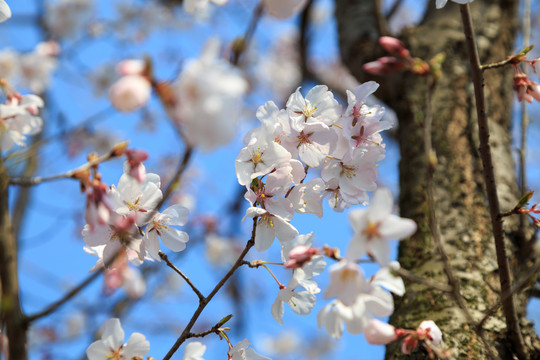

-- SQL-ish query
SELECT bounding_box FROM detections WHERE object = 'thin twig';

[385,0,404,20]
[25,269,103,323]
[518,0,531,241]
[9,146,123,186]
[162,218,257,360]
[480,58,513,71]
[159,251,204,301]
[460,4,527,359]
[476,259,540,331]
[230,3,263,66]
[157,146,193,209]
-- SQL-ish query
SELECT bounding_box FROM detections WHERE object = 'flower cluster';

[82,156,190,269]
[0,92,44,152]
[237,82,392,249]
[0,41,59,93]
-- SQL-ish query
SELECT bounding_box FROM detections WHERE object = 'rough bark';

[336,0,540,358]
[0,156,28,360]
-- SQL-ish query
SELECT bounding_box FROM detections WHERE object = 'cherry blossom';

[347,187,417,265]
[183,0,228,16]
[108,169,162,225]
[228,339,271,360]
[144,204,190,260]
[183,341,206,360]
[0,0,11,23]
[172,38,248,151]
[271,277,317,325]
[235,140,291,186]
[0,94,44,151]
[286,85,341,132]
[324,259,368,306]
[109,75,152,112]
[86,318,149,360]
[243,207,298,252]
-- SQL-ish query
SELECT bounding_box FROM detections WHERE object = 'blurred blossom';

[0,48,18,81]
[172,38,248,151]
[262,330,300,356]
[45,0,94,39]
[205,234,239,267]
[258,31,301,99]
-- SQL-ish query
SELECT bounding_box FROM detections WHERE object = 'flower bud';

[363,57,404,75]
[109,75,151,112]
[417,320,442,346]
[379,36,410,58]
[284,245,319,269]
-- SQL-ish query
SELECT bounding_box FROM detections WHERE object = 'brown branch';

[25,268,103,323]
[385,0,404,20]
[0,156,27,360]
[518,0,531,241]
[230,3,263,66]
[460,4,527,359]
[476,259,540,331]
[480,58,514,71]
[159,251,204,301]
[9,145,125,186]
[162,218,257,360]
[157,146,193,210]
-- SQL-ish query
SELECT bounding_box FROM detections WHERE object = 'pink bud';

[363,57,404,75]
[125,149,149,183]
[116,59,146,76]
[109,75,151,112]
[379,36,410,58]
[364,319,398,345]
[284,245,319,269]
[417,320,442,346]
[35,41,61,57]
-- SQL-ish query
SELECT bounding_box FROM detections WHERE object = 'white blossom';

[86,318,149,360]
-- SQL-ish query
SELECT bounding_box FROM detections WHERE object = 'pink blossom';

[109,75,151,112]
[116,59,146,76]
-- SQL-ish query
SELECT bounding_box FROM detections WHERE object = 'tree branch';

[460,4,527,359]
[159,251,205,301]
[162,218,257,360]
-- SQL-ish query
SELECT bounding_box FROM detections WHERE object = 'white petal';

[101,318,124,350]
[161,228,189,252]
[123,332,150,358]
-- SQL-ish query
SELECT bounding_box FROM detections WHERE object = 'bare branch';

[460,4,527,359]
[162,218,257,360]
[159,251,205,301]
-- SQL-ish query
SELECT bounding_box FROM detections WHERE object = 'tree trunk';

[336,0,540,358]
